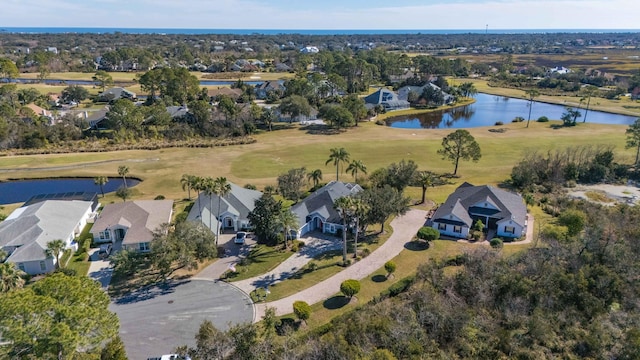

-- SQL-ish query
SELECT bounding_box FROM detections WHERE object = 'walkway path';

[233,234,342,295]
[253,209,428,319]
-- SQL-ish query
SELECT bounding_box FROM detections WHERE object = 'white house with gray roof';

[90,200,173,253]
[0,200,94,275]
[187,183,262,233]
[291,181,363,238]
[431,183,527,239]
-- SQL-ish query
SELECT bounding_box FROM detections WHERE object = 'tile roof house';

[364,88,410,111]
[431,183,527,239]
[255,81,285,100]
[207,87,243,101]
[90,200,173,253]
[98,87,137,102]
[291,181,363,238]
[397,83,455,105]
[187,183,262,233]
[0,200,94,275]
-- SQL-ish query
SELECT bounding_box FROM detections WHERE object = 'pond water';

[0,177,140,205]
[386,93,638,129]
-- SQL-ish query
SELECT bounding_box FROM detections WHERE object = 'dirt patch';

[567,183,640,206]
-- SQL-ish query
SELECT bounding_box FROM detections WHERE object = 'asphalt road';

[110,279,253,360]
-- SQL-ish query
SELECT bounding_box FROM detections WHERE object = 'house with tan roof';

[90,200,173,253]
[431,183,527,239]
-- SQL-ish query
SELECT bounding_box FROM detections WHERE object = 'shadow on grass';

[372,274,388,283]
[404,240,430,251]
[323,295,350,310]
[276,317,300,335]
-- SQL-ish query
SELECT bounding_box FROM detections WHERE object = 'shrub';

[382,275,416,297]
[416,226,440,241]
[291,241,299,252]
[154,195,165,200]
[512,116,525,123]
[361,248,371,257]
[244,184,257,190]
[292,301,311,324]
[340,279,361,298]
[537,116,549,122]
[307,261,318,272]
[557,209,587,237]
[384,261,397,277]
[470,230,483,241]
[494,121,504,126]
[489,238,503,249]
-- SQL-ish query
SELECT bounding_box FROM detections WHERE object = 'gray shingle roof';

[432,184,526,227]
[291,181,363,226]
[0,200,93,263]
[187,183,262,230]
[91,200,173,245]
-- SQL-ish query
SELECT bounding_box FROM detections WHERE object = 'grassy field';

[0,120,632,207]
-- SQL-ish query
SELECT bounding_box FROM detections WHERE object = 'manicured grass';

[226,245,294,281]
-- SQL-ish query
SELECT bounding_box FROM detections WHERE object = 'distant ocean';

[1,27,639,35]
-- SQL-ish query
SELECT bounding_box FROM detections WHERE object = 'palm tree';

[45,239,67,269]
[191,176,204,215]
[201,177,216,238]
[334,196,352,264]
[0,262,26,293]
[180,174,197,200]
[326,147,350,181]
[346,160,367,183]
[94,176,108,197]
[579,85,598,123]
[118,165,130,189]
[525,89,540,128]
[307,169,323,188]
[350,197,369,259]
[213,177,232,246]
[278,208,299,250]
[415,171,437,204]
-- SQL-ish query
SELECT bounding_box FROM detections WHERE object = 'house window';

[18,263,25,272]
[139,242,150,252]
[100,231,110,240]
[453,226,462,233]
[437,223,447,231]
[39,261,46,271]
[505,226,515,234]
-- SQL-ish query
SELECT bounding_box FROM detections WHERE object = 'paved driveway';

[87,248,113,289]
[110,279,254,360]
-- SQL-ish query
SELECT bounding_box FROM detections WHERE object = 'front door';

[116,228,126,241]
[225,218,234,229]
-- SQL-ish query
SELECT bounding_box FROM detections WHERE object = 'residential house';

[397,83,455,105]
[292,181,363,238]
[274,62,293,72]
[549,66,571,75]
[431,183,527,239]
[98,87,137,102]
[631,87,640,100]
[187,183,262,233]
[0,200,94,275]
[90,200,174,253]
[24,103,54,124]
[300,46,320,54]
[207,87,243,102]
[255,81,285,100]
[364,88,410,111]
[165,105,190,120]
[87,107,109,129]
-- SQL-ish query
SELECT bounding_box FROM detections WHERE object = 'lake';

[0,177,140,205]
[386,93,638,129]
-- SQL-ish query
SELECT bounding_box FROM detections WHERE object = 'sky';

[3,0,640,30]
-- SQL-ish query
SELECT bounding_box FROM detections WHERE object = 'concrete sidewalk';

[253,209,428,319]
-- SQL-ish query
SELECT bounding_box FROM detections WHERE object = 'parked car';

[234,231,247,245]
[98,244,112,259]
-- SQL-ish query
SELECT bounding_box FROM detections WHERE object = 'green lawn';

[225,245,294,281]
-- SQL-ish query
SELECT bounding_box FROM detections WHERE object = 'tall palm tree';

[45,239,67,269]
[525,89,540,128]
[326,147,350,181]
[0,262,26,293]
[334,196,352,264]
[213,177,232,246]
[346,159,367,183]
[307,169,323,188]
[278,208,299,250]
[350,197,369,258]
[201,177,216,238]
[180,174,197,200]
[94,176,108,197]
[118,165,130,189]
[415,171,437,204]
